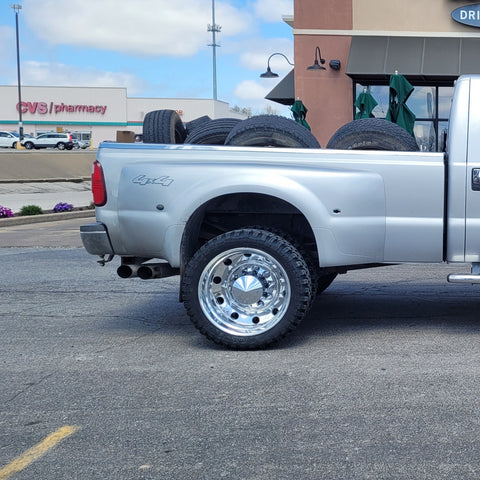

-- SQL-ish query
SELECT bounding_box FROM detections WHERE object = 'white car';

[0,131,19,148]
[74,138,90,149]
[23,132,75,150]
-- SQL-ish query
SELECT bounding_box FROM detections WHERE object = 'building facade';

[0,85,242,148]
[272,0,480,150]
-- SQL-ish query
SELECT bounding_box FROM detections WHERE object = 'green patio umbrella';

[290,99,311,130]
[355,89,378,119]
[386,72,416,136]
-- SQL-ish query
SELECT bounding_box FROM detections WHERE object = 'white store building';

[0,85,244,148]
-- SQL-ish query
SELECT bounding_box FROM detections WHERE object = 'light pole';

[11,4,23,146]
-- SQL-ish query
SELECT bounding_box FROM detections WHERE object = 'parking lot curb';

[0,209,95,227]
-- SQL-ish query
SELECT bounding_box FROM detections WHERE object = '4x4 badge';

[132,175,174,186]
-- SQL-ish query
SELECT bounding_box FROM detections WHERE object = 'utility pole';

[207,0,221,100]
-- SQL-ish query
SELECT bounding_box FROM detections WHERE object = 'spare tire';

[185,118,241,145]
[225,115,321,149]
[184,115,212,136]
[327,118,418,151]
[143,110,187,144]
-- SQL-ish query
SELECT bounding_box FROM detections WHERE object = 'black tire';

[184,115,211,136]
[327,118,419,151]
[185,118,241,145]
[182,228,313,349]
[57,142,66,150]
[24,142,34,150]
[143,109,187,144]
[225,115,321,148]
[245,224,321,306]
[11,142,17,149]
[66,145,73,150]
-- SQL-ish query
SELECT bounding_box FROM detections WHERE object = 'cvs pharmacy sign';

[17,101,108,115]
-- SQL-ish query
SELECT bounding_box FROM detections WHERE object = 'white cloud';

[22,0,252,57]
[239,37,293,72]
[234,79,273,101]
[22,61,147,94]
[0,26,23,84]
[0,26,15,61]
[231,79,287,114]
[254,0,293,22]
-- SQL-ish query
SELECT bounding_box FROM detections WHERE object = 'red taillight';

[92,160,107,206]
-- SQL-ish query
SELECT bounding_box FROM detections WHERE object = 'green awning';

[346,36,480,85]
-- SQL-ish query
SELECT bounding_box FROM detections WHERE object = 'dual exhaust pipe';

[117,262,179,280]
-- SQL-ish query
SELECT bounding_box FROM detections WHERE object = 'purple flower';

[53,202,74,213]
[0,206,14,218]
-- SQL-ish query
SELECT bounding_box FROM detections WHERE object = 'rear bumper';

[80,222,114,255]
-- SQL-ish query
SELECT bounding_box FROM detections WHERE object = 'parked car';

[0,131,19,148]
[74,138,90,149]
[22,132,75,150]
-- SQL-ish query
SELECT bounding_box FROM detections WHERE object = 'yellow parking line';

[0,425,79,480]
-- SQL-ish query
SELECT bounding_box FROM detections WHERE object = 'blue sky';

[0,0,294,115]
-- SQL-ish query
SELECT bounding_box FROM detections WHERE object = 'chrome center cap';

[232,275,263,305]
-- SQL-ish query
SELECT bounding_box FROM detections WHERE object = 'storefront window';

[354,83,454,152]
[438,87,454,118]
[414,121,436,152]
[438,121,449,153]
[355,85,389,118]
[408,87,436,119]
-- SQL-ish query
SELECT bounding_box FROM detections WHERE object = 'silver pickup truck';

[81,74,480,349]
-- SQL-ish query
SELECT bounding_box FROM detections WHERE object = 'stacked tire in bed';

[142,110,321,148]
[142,109,418,151]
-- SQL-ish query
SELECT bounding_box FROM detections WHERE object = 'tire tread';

[143,109,186,144]
[225,115,320,149]
[327,118,418,151]
[185,118,241,145]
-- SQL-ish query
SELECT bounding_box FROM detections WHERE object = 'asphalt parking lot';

[1,218,480,479]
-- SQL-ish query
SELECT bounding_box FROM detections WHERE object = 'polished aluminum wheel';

[198,248,291,336]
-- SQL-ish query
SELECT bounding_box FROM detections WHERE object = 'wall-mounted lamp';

[260,52,294,78]
[329,59,341,71]
[306,46,326,71]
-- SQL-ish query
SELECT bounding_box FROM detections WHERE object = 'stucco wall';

[293,0,353,146]
[353,0,479,33]
[294,35,353,147]
[294,0,352,30]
